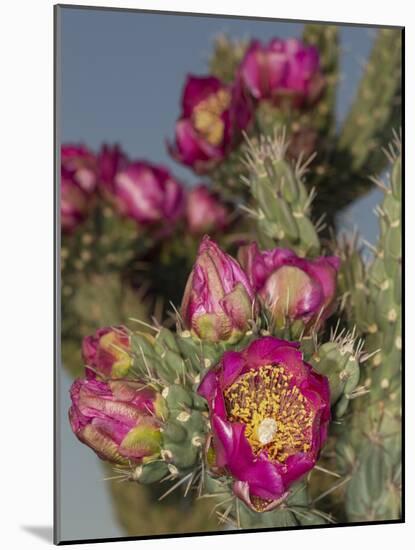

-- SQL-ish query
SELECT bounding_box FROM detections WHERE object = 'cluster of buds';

[181,236,339,341]
[61,144,230,237]
[70,326,166,466]
[179,237,335,510]
[69,325,209,478]
[170,38,324,172]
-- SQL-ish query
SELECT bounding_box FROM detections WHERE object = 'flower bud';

[113,161,185,226]
[239,38,325,107]
[82,326,132,379]
[186,185,229,235]
[239,242,340,328]
[97,143,129,194]
[181,236,256,343]
[61,145,97,233]
[69,378,167,465]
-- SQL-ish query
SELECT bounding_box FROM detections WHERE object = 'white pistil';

[257,418,278,445]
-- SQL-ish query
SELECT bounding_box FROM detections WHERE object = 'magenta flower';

[239,243,340,327]
[97,144,129,193]
[185,185,229,235]
[82,326,132,380]
[113,161,185,226]
[198,336,330,511]
[169,75,252,173]
[239,38,325,107]
[69,377,167,466]
[181,236,256,343]
[61,145,97,233]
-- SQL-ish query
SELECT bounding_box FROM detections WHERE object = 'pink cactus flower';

[169,75,252,173]
[185,185,229,234]
[113,161,185,226]
[97,143,129,193]
[198,336,330,511]
[239,38,325,107]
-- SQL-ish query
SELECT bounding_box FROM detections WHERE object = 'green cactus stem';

[302,24,340,141]
[208,34,247,84]
[206,472,335,530]
[336,134,402,522]
[105,462,218,536]
[243,129,321,257]
[61,272,149,377]
[312,29,402,218]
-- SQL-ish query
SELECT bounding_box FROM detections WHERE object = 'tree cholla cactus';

[66,130,401,530]
[62,22,402,534]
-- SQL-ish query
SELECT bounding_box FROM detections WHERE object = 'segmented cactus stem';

[336,134,402,521]
[242,128,321,256]
[313,29,402,216]
[302,23,340,140]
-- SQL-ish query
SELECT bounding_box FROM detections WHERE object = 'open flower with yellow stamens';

[198,336,330,512]
[168,75,252,173]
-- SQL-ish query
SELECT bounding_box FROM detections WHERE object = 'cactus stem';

[137,344,158,383]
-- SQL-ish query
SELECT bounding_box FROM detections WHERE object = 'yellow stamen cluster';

[250,495,274,512]
[224,364,313,463]
[192,89,231,146]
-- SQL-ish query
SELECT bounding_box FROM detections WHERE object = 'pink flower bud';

[82,326,132,380]
[61,145,97,233]
[239,38,325,107]
[113,161,185,227]
[185,185,229,235]
[181,236,256,343]
[239,243,340,328]
[69,377,167,466]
